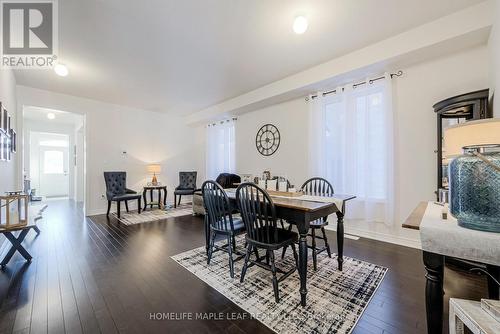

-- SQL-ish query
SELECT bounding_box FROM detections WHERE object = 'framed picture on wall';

[1,107,7,133]
[10,129,16,153]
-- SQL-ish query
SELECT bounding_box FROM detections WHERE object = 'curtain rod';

[306,70,403,101]
[207,117,238,127]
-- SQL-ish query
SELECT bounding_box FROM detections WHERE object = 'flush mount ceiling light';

[47,112,55,120]
[54,63,69,77]
[293,16,308,34]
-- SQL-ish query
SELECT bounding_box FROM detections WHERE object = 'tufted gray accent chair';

[174,171,197,208]
[104,171,142,218]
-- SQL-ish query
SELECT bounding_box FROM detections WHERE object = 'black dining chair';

[203,180,246,278]
[174,171,197,208]
[282,177,334,271]
[236,183,298,303]
[103,172,142,219]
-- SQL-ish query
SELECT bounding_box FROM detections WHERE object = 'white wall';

[235,98,308,187]
[488,0,500,118]
[75,126,85,202]
[17,86,205,215]
[233,45,490,226]
[0,69,18,194]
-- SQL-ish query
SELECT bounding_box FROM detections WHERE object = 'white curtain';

[309,74,395,225]
[206,119,236,180]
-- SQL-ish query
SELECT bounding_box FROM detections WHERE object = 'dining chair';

[282,177,333,271]
[236,183,298,303]
[202,180,245,278]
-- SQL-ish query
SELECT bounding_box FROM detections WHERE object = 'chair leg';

[106,201,111,217]
[227,235,234,278]
[117,201,121,219]
[231,235,236,252]
[322,227,332,258]
[207,231,216,265]
[269,250,279,303]
[174,194,177,208]
[138,198,142,214]
[281,245,288,260]
[178,195,182,206]
[311,228,318,271]
[254,247,260,261]
[125,200,129,212]
[240,244,253,283]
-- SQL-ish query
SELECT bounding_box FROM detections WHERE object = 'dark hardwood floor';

[0,200,488,333]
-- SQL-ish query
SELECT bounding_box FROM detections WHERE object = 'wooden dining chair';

[202,180,245,278]
[282,177,334,271]
[236,183,298,303]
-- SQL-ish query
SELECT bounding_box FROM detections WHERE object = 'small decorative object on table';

[147,164,161,186]
[0,192,29,228]
[444,119,500,232]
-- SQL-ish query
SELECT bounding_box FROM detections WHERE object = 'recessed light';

[293,16,308,34]
[47,112,55,120]
[54,63,69,77]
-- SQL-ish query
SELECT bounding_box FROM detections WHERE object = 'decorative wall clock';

[255,124,280,156]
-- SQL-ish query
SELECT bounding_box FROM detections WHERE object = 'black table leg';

[157,189,162,209]
[163,188,167,207]
[143,190,147,210]
[486,264,500,300]
[336,211,344,271]
[423,251,444,334]
[1,229,32,267]
[296,220,308,306]
[150,190,153,208]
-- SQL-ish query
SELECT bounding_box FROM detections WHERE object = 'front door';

[39,144,69,197]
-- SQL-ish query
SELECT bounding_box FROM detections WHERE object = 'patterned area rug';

[111,203,192,225]
[172,237,387,334]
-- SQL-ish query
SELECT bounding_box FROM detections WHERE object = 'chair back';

[301,177,334,196]
[202,180,234,232]
[104,172,127,200]
[179,171,197,189]
[236,183,278,244]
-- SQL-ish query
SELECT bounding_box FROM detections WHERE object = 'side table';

[142,185,167,210]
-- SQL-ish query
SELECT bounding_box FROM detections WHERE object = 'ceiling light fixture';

[293,16,308,34]
[54,63,69,77]
[47,112,55,120]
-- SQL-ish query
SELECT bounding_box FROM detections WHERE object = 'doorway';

[23,106,86,207]
[31,132,70,198]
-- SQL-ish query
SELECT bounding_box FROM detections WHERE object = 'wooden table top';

[224,188,354,213]
[402,201,428,230]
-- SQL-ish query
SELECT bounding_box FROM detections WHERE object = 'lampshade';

[444,119,500,158]
[147,164,161,174]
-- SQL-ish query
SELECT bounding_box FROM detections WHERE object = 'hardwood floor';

[0,199,488,333]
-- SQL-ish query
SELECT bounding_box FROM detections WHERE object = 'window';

[309,76,394,224]
[43,150,64,174]
[206,119,236,180]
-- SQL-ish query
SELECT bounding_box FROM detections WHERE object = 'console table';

[142,185,167,210]
[404,202,500,334]
[0,204,46,268]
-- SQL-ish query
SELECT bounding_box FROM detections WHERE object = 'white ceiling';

[24,106,84,127]
[14,0,485,116]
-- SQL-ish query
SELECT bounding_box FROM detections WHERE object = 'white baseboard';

[324,224,422,249]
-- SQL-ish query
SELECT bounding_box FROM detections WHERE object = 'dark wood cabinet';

[433,89,490,196]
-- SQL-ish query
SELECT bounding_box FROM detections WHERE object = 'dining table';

[205,188,356,307]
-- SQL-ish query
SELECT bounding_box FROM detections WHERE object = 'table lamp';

[444,119,500,232]
[147,164,161,186]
